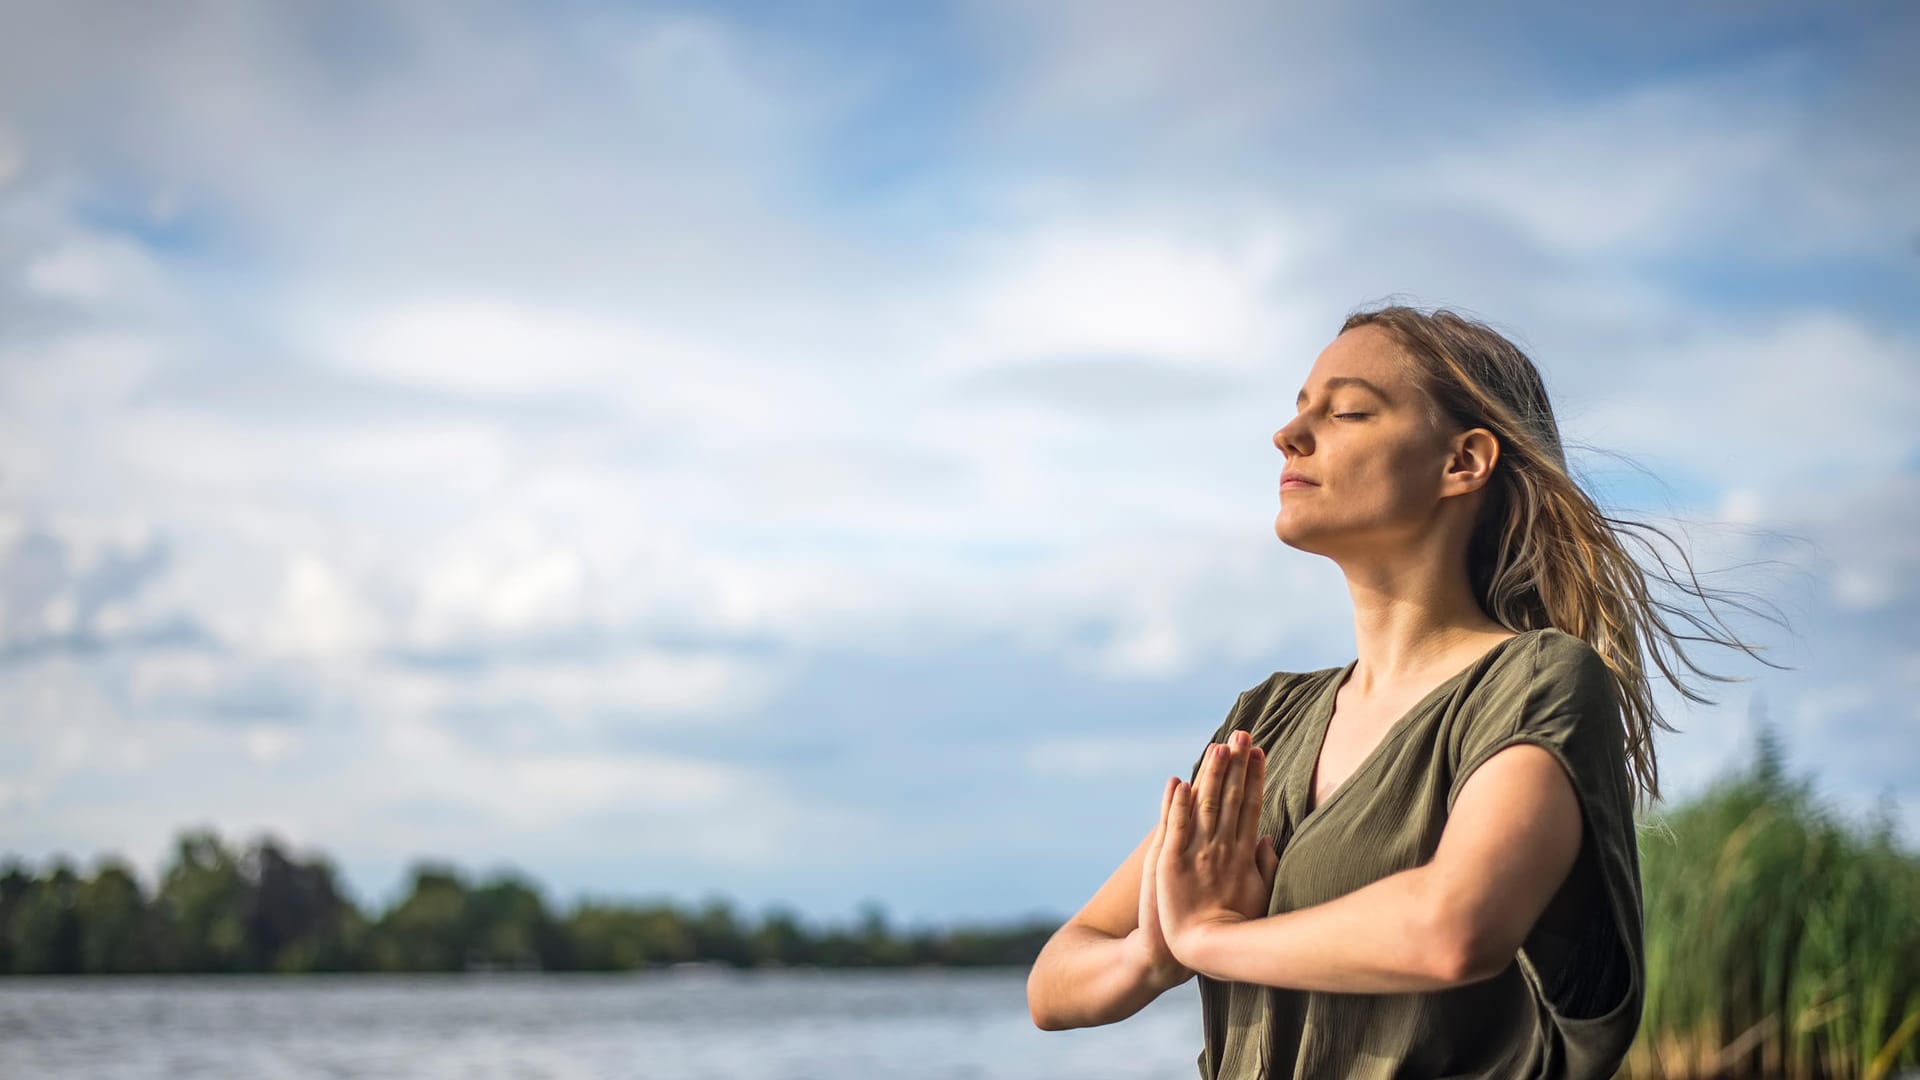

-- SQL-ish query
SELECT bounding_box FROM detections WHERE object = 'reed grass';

[1623,729,1920,1080]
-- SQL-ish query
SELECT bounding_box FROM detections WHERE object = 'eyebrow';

[1296,376,1393,408]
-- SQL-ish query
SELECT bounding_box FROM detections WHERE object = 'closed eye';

[1334,413,1370,420]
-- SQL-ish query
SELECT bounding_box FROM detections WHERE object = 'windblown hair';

[1340,303,1788,812]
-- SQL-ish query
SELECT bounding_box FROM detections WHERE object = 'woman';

[1026,304,1771,1079]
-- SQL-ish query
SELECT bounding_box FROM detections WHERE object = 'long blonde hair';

[1341,303,1790,811]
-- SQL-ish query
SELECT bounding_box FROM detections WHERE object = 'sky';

[0,0,1916,929]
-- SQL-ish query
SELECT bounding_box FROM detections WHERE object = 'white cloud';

[368,650,783,729]
[243,724,298,763]
[265,553,386,660]
[1574,312,1920,490]
[376,714,739,830]
[944,218,1297,373]
[24,236,172,307]
[1420,80,1782,258]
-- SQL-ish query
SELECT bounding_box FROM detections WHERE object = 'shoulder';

[1263,663,1346,694]
[1447,628,1632,809]
[1524,628,1619,706]
[1219,665,1342,749]
[1466,628,1611,702]
[1485,628,1627,760]
[1451,629,1621,751]
[1530,626,1605,668]
[1248,663,1346,715]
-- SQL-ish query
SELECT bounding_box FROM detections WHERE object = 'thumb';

[1256,834,1279,883]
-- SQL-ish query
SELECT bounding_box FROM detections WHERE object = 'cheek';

[1354,446,1440,509]
[1382,450,1450,507]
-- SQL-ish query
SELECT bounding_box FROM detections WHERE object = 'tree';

[76,859,150,973]
[466,872,563,970]
[373,864,470,971]
[10,860,81,974]
[751,905,811,967]
[156,829,251,972]
[0,857,36,973]
[244,839,365,973]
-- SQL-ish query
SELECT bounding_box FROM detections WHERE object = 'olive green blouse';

[1185,627,1644,1080]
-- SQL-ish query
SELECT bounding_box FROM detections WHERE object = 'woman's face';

[1272,325,1462,559]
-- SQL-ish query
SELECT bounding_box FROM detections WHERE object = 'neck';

[1335,540,1509,696]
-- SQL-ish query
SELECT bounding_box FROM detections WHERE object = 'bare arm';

[1027,779,1194,1030]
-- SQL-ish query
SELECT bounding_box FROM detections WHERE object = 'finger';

[1218,732,1250,846]
[1256,833,1279,886]
[1165,778,1194,855]
[1235,743,1265,848]
[1194,743,1224,837]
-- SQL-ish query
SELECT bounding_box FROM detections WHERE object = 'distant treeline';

[0,833,1052,975]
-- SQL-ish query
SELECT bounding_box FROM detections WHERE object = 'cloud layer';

[2,0,1916,922]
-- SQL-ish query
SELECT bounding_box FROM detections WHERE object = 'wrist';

[1122,927,1192,991]
[1168,916,1238,977]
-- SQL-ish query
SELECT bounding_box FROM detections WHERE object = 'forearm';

[1172,865,1475,994]
[1027,923,1186,1030]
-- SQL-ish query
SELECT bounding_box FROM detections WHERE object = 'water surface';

[0,968,1203,1079]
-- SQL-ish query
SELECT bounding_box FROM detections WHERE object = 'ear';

[1442,428,1500,495]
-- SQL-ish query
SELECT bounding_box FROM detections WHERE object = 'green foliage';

[75,860,149,973]
[369,866,566,972]
[8,860,81,974]
[371,865,471,972]
[244,841,362,973]
[1627,725,1920,1080]
[156,830,251,972]
[564,901,696,969]
[0,832,1056,975]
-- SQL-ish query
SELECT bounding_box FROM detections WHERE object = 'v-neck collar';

[1290,629,1540,834]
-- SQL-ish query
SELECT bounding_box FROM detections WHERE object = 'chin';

[1276,505,1357,557]
[1273,514,1326,554]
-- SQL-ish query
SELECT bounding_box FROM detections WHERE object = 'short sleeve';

[1447,630,1645,1054]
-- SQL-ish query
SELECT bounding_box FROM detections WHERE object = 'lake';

[0,967,1204,1079]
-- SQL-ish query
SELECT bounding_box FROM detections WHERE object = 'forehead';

[1296,324,1412,402]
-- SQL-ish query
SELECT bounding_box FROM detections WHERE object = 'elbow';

[1418,889,1515,987]
[1027,992,1060,1031]
[1028,996,1075,1032]
[1026,965,1063,1031]
[1426,928,1508,987]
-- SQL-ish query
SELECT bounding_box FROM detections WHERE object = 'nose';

[1274,414,1310,457]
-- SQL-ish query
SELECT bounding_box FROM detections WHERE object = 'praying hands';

[1150,729,1280,968]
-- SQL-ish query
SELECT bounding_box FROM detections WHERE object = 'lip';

[1280,470,1320,491]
